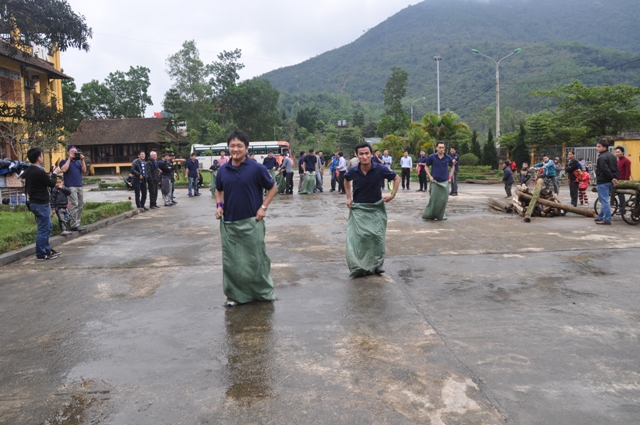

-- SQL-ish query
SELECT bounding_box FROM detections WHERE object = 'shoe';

[330,189,335,192]
[143,207,149,211]
[164,203,172,207]
[61,231,72,236]
[595,220,611,225]
[615,211,622,216]
[374,267,385,275]
[225,298,238,307]
[48,249,60,258]
[188,194,193,197]
[171,201,177,205]
[505,195,511,198]
[70,226,87,232]
[37,254,58,260]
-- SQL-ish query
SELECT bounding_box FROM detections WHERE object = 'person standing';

[595,139,619,225]
[502,160,515,198]
[217,150,229,166]
[329,153,339,192]
[565,150,580,207]
[449,146,460,196]
[337,152,347,194]
[297,151,306,193]
[185,153,200,197]
[422,141,455,221]
[344,142,400,277]
[533,155,558,194]
[23,148,62,260]
[131,151,148,210]
[50,178,73,236]
[59,146,87,231]
[169,152,178,204]
[381,150,393,171]
[615,146,632,215]
[262,151,278,183]
[146,151,161,209]
[279,153,294,194]
[400,151,412,190]
[301,148,318,194]
[215,130,277,306]
[158,153,175,207]
[416,150,428,192]
[315,151,325,192]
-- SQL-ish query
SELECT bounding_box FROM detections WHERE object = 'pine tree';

[481,129,499,169]
[470,130,482,159]
[511,123,530,169]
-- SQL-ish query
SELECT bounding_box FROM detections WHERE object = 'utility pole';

[434,55,442,117]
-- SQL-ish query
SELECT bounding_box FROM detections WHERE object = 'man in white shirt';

[381,150,393,171]
[337,151,348,194]
[400,151,413,190]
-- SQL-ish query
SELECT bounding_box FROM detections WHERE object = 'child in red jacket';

[576,169,590,205]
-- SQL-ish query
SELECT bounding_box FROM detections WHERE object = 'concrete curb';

[0,208,142,267]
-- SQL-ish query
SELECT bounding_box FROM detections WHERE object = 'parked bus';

[190,141,290,169]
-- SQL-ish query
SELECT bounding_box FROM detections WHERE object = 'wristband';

[391,191,397,196]
[217,202,224,208]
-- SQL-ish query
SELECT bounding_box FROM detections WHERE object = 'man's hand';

[52,166,61,174]
[139,174,143,180]
[612,179,619,185]
[429,176,435,183]
[256,207,266,221]
[51,209,55,216]
[80,154,85,161]
[383,195,395,203]
[347,198,353,209]
[215,207,224,220]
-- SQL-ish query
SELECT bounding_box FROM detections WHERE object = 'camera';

[74,151,82,160]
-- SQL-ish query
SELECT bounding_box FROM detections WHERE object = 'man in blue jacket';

[533,154,558,194]
[185,153,200,197]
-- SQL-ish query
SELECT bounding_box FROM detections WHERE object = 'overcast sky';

[62,0,417,115]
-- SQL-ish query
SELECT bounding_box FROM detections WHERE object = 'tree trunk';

[517,190,596,218]
[614,181,640,191]
[524,178,544,222]
[488,198,513,213]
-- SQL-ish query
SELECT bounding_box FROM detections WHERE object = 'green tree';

[470,130,482,159]
[296,106,319,133]
[352,109,365,127]
[79,80,114,119]
[378,67,410,135]
[525,112,554,147]
[0,0,92,52]
[480,129,499,169]
[61,78,85,133]
[210,49,244,124]
[511,123,530,168]
[230,77,281,141]
[104,66,153,118]
[411,112,470,151]
[532,81,640,139]
[338,127,362,154]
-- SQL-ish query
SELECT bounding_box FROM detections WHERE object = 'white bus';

[190,141,291,169]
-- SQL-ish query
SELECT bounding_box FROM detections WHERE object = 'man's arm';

[383,175,400,203]
[80,155,86,173]
[344,178,353,208]
[215,189,224,220]
[60,159,70,172]
[256,185,277,221]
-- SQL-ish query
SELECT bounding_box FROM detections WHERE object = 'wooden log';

[524,178,544,222]
[614,181,640,191]
[513,203,525,216]
[488,198,513,213]
[517,190,596,218]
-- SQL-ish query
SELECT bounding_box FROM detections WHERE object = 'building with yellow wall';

[615,132,640,180]
[0,36,70,169]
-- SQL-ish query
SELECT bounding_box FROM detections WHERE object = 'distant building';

[66,118,179,175]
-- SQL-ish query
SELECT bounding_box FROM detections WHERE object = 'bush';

[82,178,102,185]
[459,153,479,166]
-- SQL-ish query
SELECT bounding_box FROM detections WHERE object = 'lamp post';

[411,96,426,122]
[434,55,442,116]
[472,48,521,147]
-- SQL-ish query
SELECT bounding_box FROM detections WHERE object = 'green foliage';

[338,127,362,154]
[61,79,84,133]
[459,153,479,166]
[230,77,281,141]
[470,130,482,159]
[296,106,319,133]
[411,112,470,151]
[480,129,499,169]
[383,67,409,121]
[511,123,530,168]
[0,0,92,52]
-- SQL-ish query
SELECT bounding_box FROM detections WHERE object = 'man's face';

[450,148,455,155]
[596,144,606,153]
[356,147,372,165]
[56,180,63,188]
[615,149,623,159]
[568,152,574,161]
[403,152,408,157]
[268,152,273,158]
[68,148,77,158]
[436,144,445,155]
[228,139,247,161]
[220,151,226,157]
[139,152,146,160]
[318,152,323,158]
[420,151,426,157]
[150,152,157,160]
[383,150,388,156]
[191,155,196,161]
[543,156,549,162]
[375,151,380,157]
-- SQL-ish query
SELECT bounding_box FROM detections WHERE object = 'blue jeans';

[597,182,613,222]
[30,203,52,258]
[188,176,198,195]
[315,170,323,191]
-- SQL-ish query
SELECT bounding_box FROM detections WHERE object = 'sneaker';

[194,193,201,196]
[188,194,193,197]
[171,201,177,205]
[37,254,58,260]
[143,207,149,211]
[164,203,173,207]
[71,226,87,232]
[595,220,611,225]
[61,231,73,236]
[48,249,60,258]
[374,267,385,275]
[225,298,238,307]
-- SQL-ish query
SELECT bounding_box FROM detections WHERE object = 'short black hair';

[338,151,343,157]
[567,150,575,155]
[308,148,315,154]
[615,146,624,154]
[139,150,146,155]
[163,152,170,158]
[299,151,305,156]
[504,160,511,166]
[354,142,372,154]
[597,139,609,148]
[190,152,196,156]
[27,147,42,163]
[450,146,457,151]
[227,129,250,147]
[436,141,445,147]
[268,150,273,154]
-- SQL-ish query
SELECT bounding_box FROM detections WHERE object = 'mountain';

[262,0,640,129]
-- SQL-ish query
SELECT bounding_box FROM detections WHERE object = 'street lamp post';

[410,96,426,122]
[434,55,442,116]
[472,48,521,147]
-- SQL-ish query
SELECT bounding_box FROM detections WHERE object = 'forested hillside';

[263,0,640,129]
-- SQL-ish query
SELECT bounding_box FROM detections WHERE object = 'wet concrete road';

[1,184,640,424]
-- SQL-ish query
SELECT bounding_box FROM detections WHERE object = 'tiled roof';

[67,118,179,146]
[0,41,71,79]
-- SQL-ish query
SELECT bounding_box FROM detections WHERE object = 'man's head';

[403,151,409,157]
[308,148,315,155]
[220,150,226,157]
[567,151,574,160]
[138,151,146,160]
[375,149,380,156]
[227,130,250,161]
[55,178,64,188]
[504,160,511,167]
[68,146,78,158]
[268,151,274,158]
[299,151,305,157]
[27,147,43,164]
[554,157,560,164]
[338,152,343,157]
[163,152,170,160]
[318,151,323,157]
[523,162,528,168]
[227,129,250,148]
[150,151,157,160]
[542,154,549,162]
[354,142,372,165]
[596,140,609,153]
[450,146,457,154]
[615,146,625,158]
[420,150,426,157]
[190,153,196,159]
[436,141,445,154]
[383,150,389,156]
[250,154,255,160]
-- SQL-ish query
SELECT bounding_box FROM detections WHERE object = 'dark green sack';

[300,172,316,194]
[346,200,387,277]
[422,180,449,220]
[210,171,217,196]
[220,217,275,303]
[275,171,286,194]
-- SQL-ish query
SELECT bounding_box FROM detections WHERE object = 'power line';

[450,82,496,112]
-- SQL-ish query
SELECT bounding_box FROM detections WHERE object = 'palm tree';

[410,112,470,151]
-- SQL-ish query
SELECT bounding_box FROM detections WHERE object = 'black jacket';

[50,186,71,209]
[565,159,580,182]
[23,166,57,204]
[158,160,174,177]
[146,159,160,183]
[595,151,619,184]
[131,158,146,180]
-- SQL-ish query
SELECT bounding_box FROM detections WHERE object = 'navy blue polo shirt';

[262,156,277,170]
[298,156,305,174]
[215,157,275,222]
[426,153,454,182]
[304,154,318,173]
[185,158,199,178]
[344,161,397,204]
[59,159,83,187]
[417,156,428,174]
[372,155,382,164]
[451,152,460,171]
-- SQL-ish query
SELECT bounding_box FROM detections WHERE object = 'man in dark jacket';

[146,151,160,209]
[502,160,515,198]
[50,178,72,235]
[595,139,619,225]
[130,151,148,210]
[158,153,175,207]
[565,150,580,207]
[23,147,62,260]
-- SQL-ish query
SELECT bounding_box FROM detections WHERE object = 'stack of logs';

[488,178,596,222]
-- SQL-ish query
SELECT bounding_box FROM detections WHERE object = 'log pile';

[493,181,596,222]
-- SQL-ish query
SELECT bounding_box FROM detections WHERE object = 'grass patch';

[0,201,133,255]
[82,177,102,185]
[458,174,487,180]
[459,165,493,173]
[99,182,128,189]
